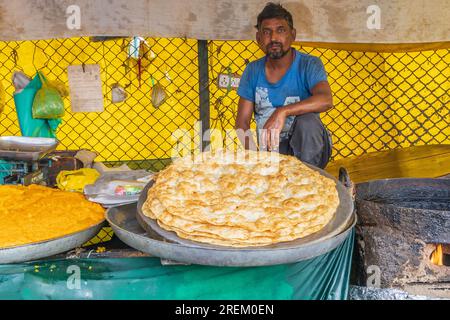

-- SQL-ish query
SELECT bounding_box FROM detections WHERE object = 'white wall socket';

[217,73,241,90]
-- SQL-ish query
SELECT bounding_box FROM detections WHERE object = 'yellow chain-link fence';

[0,37,448,245]
[0,37,448,164]
[0,37,200,171]
[208,41,449,159]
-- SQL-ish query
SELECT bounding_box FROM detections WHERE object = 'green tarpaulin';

[0,230,354,300]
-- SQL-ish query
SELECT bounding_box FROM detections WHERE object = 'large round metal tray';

[0,220,106,264]
[107,203,356,266]
[137,164,354,250]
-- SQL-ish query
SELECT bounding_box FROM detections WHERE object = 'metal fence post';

[198,40,211,152]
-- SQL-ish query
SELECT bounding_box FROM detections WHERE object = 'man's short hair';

[255,2,294,30]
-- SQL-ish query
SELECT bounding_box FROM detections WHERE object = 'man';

[236,2,333,168]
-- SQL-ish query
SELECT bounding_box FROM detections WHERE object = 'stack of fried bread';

[142,151,339,247]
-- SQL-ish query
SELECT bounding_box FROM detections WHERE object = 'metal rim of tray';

[0,220,106,264]
[107,203,356,266]
[0,136,59,161]
[136,164,354,251]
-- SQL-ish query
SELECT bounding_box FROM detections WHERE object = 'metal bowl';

[110,163,356,266]
[0,220,106,264]
[107,203,356,266]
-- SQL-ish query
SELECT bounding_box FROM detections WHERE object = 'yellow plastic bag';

[0,80,5,115]
[56,168,100,193]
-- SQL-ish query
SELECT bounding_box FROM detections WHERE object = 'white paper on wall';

[68,64,104,112]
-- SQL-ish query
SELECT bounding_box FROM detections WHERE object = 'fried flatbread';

[142,151,339,247]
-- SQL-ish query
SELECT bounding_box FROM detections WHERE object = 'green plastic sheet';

[0,230,354,300]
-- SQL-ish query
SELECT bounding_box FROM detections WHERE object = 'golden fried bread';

[142,151,339,247]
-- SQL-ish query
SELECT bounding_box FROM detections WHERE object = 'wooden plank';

[0,0,448,43]
[326,145,450,183]
[296,41,450,53]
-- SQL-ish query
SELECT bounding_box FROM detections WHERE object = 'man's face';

[257,18,296,59]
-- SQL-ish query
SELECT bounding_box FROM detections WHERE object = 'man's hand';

[262,107,287,151]
[260,81,333,150]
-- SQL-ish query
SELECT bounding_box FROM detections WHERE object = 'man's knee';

[290,113,324,137]
[288,113,331,168]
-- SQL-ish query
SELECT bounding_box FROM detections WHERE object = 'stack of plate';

[84,171,154,207]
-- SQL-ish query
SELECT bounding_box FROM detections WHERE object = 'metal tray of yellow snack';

[0,220,106,264]
[0,136,59,161]
[107,202,356,266]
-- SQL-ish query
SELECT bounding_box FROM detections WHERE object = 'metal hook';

[11,49,18,65]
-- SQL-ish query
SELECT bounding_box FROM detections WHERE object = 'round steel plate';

[107,203,356,266]
[0,220,106,264]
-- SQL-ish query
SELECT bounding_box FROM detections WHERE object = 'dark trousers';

[279,113,332,169]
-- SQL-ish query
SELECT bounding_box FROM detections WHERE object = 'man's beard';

[266,42,290,59]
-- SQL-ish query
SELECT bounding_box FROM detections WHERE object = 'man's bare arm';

[263,81,333,150]
[235,97,258,150]
[279,81,333,118]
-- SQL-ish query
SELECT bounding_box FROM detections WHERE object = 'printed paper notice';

[68,64,104,112]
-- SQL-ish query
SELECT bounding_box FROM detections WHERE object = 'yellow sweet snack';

[0,184,105,249]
